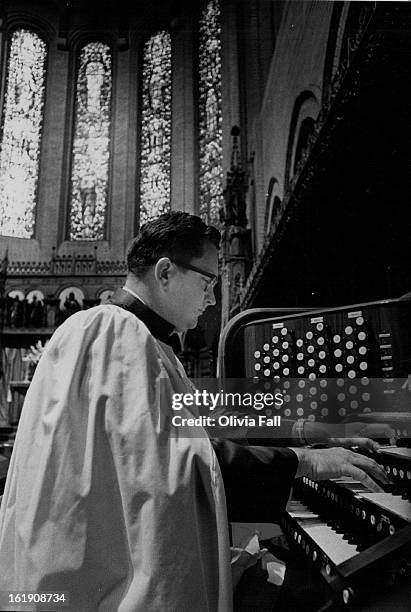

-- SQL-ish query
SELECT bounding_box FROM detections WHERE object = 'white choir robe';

[0,306,233,611]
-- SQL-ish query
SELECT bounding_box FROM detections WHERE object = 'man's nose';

[205,286,216,307]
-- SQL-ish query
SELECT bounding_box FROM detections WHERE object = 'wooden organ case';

[218,298,411,609]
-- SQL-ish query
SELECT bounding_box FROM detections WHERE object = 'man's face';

[166,242,218,332]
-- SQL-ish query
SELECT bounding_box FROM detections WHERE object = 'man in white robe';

[0,212,389,611]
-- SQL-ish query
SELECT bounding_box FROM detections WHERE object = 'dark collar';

[108,288,178,348]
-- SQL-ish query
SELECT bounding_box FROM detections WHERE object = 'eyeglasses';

[172,259,218,290]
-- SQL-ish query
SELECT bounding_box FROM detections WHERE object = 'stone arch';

[57,285,85,310]
[97,288,115,303]
[7,289,25,300]
[3,11,56,47]
[26,289,45,302]
[285,91,320,189]
[293,116,316,175]
[264,178,282,234]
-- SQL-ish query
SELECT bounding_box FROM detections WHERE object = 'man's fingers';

[348,451,390,484]
[361,438,380,452]
[363,427,396,446]
[341,437,381,451]
[343,464,384,493]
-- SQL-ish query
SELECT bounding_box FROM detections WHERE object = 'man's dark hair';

[127,211,220,276]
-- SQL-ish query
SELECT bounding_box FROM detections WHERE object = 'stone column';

[171,14,196,213]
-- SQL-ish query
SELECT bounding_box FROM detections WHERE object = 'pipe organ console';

[218,298,411,607]
[219,298,411,428]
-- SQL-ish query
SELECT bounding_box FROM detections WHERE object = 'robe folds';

[0,306,233,611]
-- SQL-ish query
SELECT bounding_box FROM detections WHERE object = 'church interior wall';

[0,0,409,380]
[241,0,333,252]
[0,0,337,264]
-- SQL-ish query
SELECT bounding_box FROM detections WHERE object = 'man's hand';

[342,422,396,445]
[327,437,383,452]
[304,421,396,451]
[290,447,390,492]
[328,423,396,451]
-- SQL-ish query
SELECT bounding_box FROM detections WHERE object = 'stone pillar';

[220,0,242,178]
[220,126,252,327]
[111,43,138,252]
[171,14,196,214]
[37,39,70,255]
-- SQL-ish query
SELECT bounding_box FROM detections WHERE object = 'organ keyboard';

[282,448,411,606]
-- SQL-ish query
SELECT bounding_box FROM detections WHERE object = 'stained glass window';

[198,0,223,226]
[0,29,47,238]
[140,31,171,225]
[68,42,112,240]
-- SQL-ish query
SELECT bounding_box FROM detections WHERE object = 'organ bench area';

[218,297,411,609]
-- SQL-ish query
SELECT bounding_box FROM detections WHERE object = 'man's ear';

[154,257,174,285]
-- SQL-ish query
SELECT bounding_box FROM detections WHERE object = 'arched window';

[139,31,172,225]
[68,41,112,240]
[265,178,282,234]
[285,92,319,188]
[0,28,47,238]
[198,0,223,226]
[293,117,315,175]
